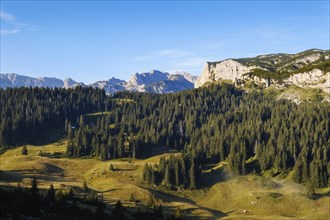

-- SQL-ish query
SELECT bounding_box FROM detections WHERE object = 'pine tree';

[109,163,114,171]
[164,164,173,189]
[305,180,315,199]
[55,190,64,202]
[129,193,135,202]
[30,177,39,196]
[64,118,69,132]
[21,145,28,155]
[47,183,55,202]
[189,159,196,190]
[147,194,156,209]
[79,115,85,127]
[67,188,74,200]
[83,180,89,192]
[142,163,149,182]
[111,200,125,219]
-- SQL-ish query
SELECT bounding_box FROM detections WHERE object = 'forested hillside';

[1,85,329,189]
[0,87,105,146]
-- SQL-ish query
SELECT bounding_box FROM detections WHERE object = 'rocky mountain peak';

[1,70,197,94]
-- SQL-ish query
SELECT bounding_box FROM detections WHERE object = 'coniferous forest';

[0,84,329,191]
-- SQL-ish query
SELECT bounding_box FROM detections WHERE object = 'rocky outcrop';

[123,70,196,93]
[90,77,126,94]
[63,78,85,88]
[145,74,194,94]
[125,70,169,92]
[195,60,256,88]
[172,71,198,84]
[284,70,330,93]
[195,49,330,96]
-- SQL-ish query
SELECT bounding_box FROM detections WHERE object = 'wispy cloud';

[0,11,15,22]
[1,28,21,35]
[1,11,39,36]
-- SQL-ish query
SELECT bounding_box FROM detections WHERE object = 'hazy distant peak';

[1,70,196,94]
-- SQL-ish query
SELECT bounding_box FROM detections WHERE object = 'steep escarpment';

[195,49,330,101]
[194,59,256,87]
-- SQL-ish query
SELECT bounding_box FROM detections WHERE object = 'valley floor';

[0,141,329,219]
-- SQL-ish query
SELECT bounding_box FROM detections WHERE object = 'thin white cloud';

[0,11,15,22]
[0,11,39,36]
[1,28,21,35]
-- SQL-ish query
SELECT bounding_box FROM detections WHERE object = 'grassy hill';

[1,140,329,219]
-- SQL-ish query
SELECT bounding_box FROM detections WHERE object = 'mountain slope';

[195,49,330,102]
[125,70,195,93]
[90,77,126,94]
[144,74,195,93]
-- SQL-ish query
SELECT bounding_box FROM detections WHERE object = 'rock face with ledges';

[125,70,170,92]
[195,49,330,96]
[63,78,84,88]
[90,77,126,94]
[195,60,256,88]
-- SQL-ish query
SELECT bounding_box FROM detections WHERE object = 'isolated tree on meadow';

[109,163,114,171]
[21,145,28,155]
[129,193,135,202]
[83,180,89,192]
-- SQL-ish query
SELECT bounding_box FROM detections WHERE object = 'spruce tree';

[83,180,89,192]
[47,183,55,202]
[30,177,38,196]
[189,160,196,190]
[21,145,28,155]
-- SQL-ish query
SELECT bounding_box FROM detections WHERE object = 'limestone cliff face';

[284,70,330,93]
[195,60,255,88]
[195,49,330,96]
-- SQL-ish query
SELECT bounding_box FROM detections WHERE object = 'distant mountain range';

[0,70,198,94]
[1,49,329,101]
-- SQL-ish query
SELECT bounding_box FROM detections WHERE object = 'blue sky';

[1,1,329,84]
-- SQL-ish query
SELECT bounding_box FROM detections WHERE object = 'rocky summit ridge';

[195,49,330,102]
[0,70,197,94]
